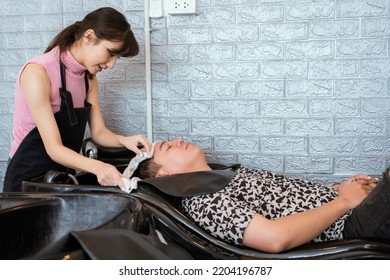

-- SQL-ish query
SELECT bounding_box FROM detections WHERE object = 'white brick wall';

[1,0,390,191]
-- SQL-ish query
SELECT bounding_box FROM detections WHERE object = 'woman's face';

[82,30,122,74]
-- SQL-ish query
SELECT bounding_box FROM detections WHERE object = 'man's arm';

[242,178,374,253]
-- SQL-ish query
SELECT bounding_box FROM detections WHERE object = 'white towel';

[120,141,160,193]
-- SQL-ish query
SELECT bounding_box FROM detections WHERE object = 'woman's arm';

[242,178,374,253]
[86,78,151,153]
[21,64,126,187]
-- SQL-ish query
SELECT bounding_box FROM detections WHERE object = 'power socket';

[149,0,164,18]
[168,0,198,15]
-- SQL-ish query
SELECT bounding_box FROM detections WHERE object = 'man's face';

[152,139,209,176]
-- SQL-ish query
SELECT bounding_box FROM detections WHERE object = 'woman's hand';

[94,161,124,188]
[120,134,151,154]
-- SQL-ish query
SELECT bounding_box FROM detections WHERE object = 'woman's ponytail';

[44,7,138,58]
[45,22,81,54]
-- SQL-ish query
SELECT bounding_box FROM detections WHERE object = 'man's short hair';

[136,158,162,179]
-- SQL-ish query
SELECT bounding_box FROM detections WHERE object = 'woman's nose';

[107,56,118,69]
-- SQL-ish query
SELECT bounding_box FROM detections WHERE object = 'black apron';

[3,61,91,192]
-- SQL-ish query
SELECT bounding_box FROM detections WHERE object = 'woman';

[4,7,151,192]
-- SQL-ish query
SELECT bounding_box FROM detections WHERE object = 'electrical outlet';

[149,0,164,18]
[168,0,198,15]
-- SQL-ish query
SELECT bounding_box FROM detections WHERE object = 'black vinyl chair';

[5,138,390,260]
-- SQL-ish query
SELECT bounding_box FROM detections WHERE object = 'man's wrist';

[326,183,340,190]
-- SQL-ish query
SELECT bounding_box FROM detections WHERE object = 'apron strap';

[60,60,67,89]
[85,72,89,93]
[59,60,90,127]
[60,61,78,126]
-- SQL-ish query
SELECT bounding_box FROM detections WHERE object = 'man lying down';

[121,139,389,254]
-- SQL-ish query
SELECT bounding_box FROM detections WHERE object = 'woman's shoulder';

[19,49,57,78]
[29,47,60,63]
[19,47,60,82]
[27,47,60,68]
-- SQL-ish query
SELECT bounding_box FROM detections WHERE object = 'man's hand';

[332,174,377,191]
[336,175,378,209]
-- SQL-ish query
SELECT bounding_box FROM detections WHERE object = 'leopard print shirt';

[181,167,351,246]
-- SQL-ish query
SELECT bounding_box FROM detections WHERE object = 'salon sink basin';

[0,193,141,259]
[4,138,390,260]
[19,180,390,260]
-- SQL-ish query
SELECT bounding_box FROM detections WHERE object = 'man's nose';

[174,139,184,146]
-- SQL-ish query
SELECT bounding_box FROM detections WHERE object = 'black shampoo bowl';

[6,138,390,260]
[0,193,140,259]
[19,182,390,260]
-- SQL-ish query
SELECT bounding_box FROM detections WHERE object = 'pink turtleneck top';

[9,46,88,157]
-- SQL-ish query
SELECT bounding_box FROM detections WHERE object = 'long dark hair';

[45,7,139,57]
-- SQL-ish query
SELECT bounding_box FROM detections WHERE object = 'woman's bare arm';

[21,64,125,187]
[86,78,151,153]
